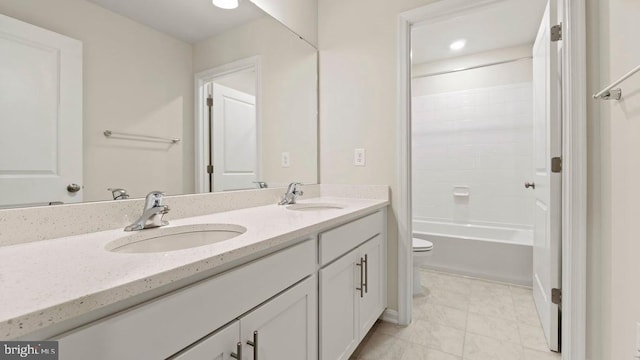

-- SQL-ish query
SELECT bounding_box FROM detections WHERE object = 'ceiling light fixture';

[449,39,466,51]
[212,0,239,10]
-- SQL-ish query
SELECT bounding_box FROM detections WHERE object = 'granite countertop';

[0,196,388,339]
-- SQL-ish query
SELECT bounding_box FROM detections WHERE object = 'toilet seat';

[413,238,433,252]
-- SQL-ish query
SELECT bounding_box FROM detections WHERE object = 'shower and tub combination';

[411,79,535,288]
[413,219,532,285]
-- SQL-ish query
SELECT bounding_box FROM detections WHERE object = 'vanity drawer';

[56,239,315,360]
[319,211,384,266]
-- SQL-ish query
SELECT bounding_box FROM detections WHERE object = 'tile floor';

[350,269,562,360]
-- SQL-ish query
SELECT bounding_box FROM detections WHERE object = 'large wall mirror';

[0,0,318,208]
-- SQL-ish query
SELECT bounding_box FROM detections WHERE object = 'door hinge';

[551,288,562,305]
[551,24,562,42]
[207,165,214,174]
[551,157,562,173]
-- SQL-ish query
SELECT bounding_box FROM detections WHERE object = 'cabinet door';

[240,276,317,360]
[358,235,385,339]
[171,321,240,360]
[319,250,360,360]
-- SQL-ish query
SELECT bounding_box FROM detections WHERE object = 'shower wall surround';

[412,82,534,228]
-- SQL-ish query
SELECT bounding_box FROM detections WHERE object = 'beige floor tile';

[510,285,534,296]
[468,295,517,321]
[463,333,525,360]
[375,321,415,340]
[515,303,543,327]
[518,322,550,352]
[466,312,521,344]
[424,287,471,311]
[358,332,409,360]
[401,342,461,360]
[523,348,562,360]
[406,319,466,356]
[420,270,473,296]
[414,302,468,330]
[470,280,513,298]
[359,272,550,360]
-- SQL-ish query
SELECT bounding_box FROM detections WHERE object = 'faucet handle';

[144,191,165,208]
[108,188,129,200]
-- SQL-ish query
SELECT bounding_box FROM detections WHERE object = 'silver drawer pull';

[363,254,368,294]
[247,331,258,360]
[356,258,364,298]
[230,342,242,359]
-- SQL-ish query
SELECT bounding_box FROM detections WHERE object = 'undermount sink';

[106,224,246,254]
[286,203,345,211]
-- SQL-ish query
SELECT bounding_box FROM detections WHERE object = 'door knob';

[67,184,81,193]
[524,182,535,189]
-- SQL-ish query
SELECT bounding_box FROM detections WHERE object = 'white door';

[0,14,82,207]
[358,235,385,338]
[212,83,258,192]
[319,249,360,360]
[240,276,317,360]
[531,1,562,352]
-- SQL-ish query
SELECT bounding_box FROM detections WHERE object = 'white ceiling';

[411,0,548,65]
[86,0,266,43]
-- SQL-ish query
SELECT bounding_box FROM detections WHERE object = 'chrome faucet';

[108,188,129,200]
[125,191,170,231]
[278,182,304,205]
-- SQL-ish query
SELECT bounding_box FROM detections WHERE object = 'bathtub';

[413,220,533,286]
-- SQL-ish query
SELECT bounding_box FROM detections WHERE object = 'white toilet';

[413,238,434,295]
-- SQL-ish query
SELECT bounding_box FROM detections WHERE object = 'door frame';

[194,56,262,193]
[396,1,587,359]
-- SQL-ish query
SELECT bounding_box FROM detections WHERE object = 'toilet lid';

[413,238,433,252]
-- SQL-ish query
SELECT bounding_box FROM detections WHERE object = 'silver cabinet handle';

[524,182,536,189]
[230,342,242,359]
[246,331,258,360]
[356,257,364,298]
[67,184,81,193]
[363,254,368,294]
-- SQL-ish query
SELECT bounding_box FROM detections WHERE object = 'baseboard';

[420,264,532,287]
[380,309,399,324]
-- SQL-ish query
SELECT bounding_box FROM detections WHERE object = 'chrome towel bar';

[103,130,180,144]
[593,63,640,100]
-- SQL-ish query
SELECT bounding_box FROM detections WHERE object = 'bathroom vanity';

[0,186,388,360]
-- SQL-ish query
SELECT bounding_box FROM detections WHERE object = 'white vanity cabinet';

[318,211,386,360]
[51,207,387,360]
[173,275,317,360]
[172,321,240,360]
[56,239,316,360]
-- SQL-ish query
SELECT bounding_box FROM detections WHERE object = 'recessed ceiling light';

[212,0,239,10]
[449,39,466,51]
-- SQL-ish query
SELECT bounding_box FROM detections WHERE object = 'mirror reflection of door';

[0,14,83,208]
[206,68,259,192]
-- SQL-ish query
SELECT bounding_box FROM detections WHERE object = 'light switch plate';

[354,148,366,166]
[281,152,290,168]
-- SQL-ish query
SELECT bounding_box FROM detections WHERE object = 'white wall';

[250,0,318,46]
[0,0,194,201]
[587,0,640,359]
[319,0,442,311]
[412,83,534,228]
[193,16,318,187]
[412,45,533,95]
[319,0,638,356]
[411,46,534,229]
